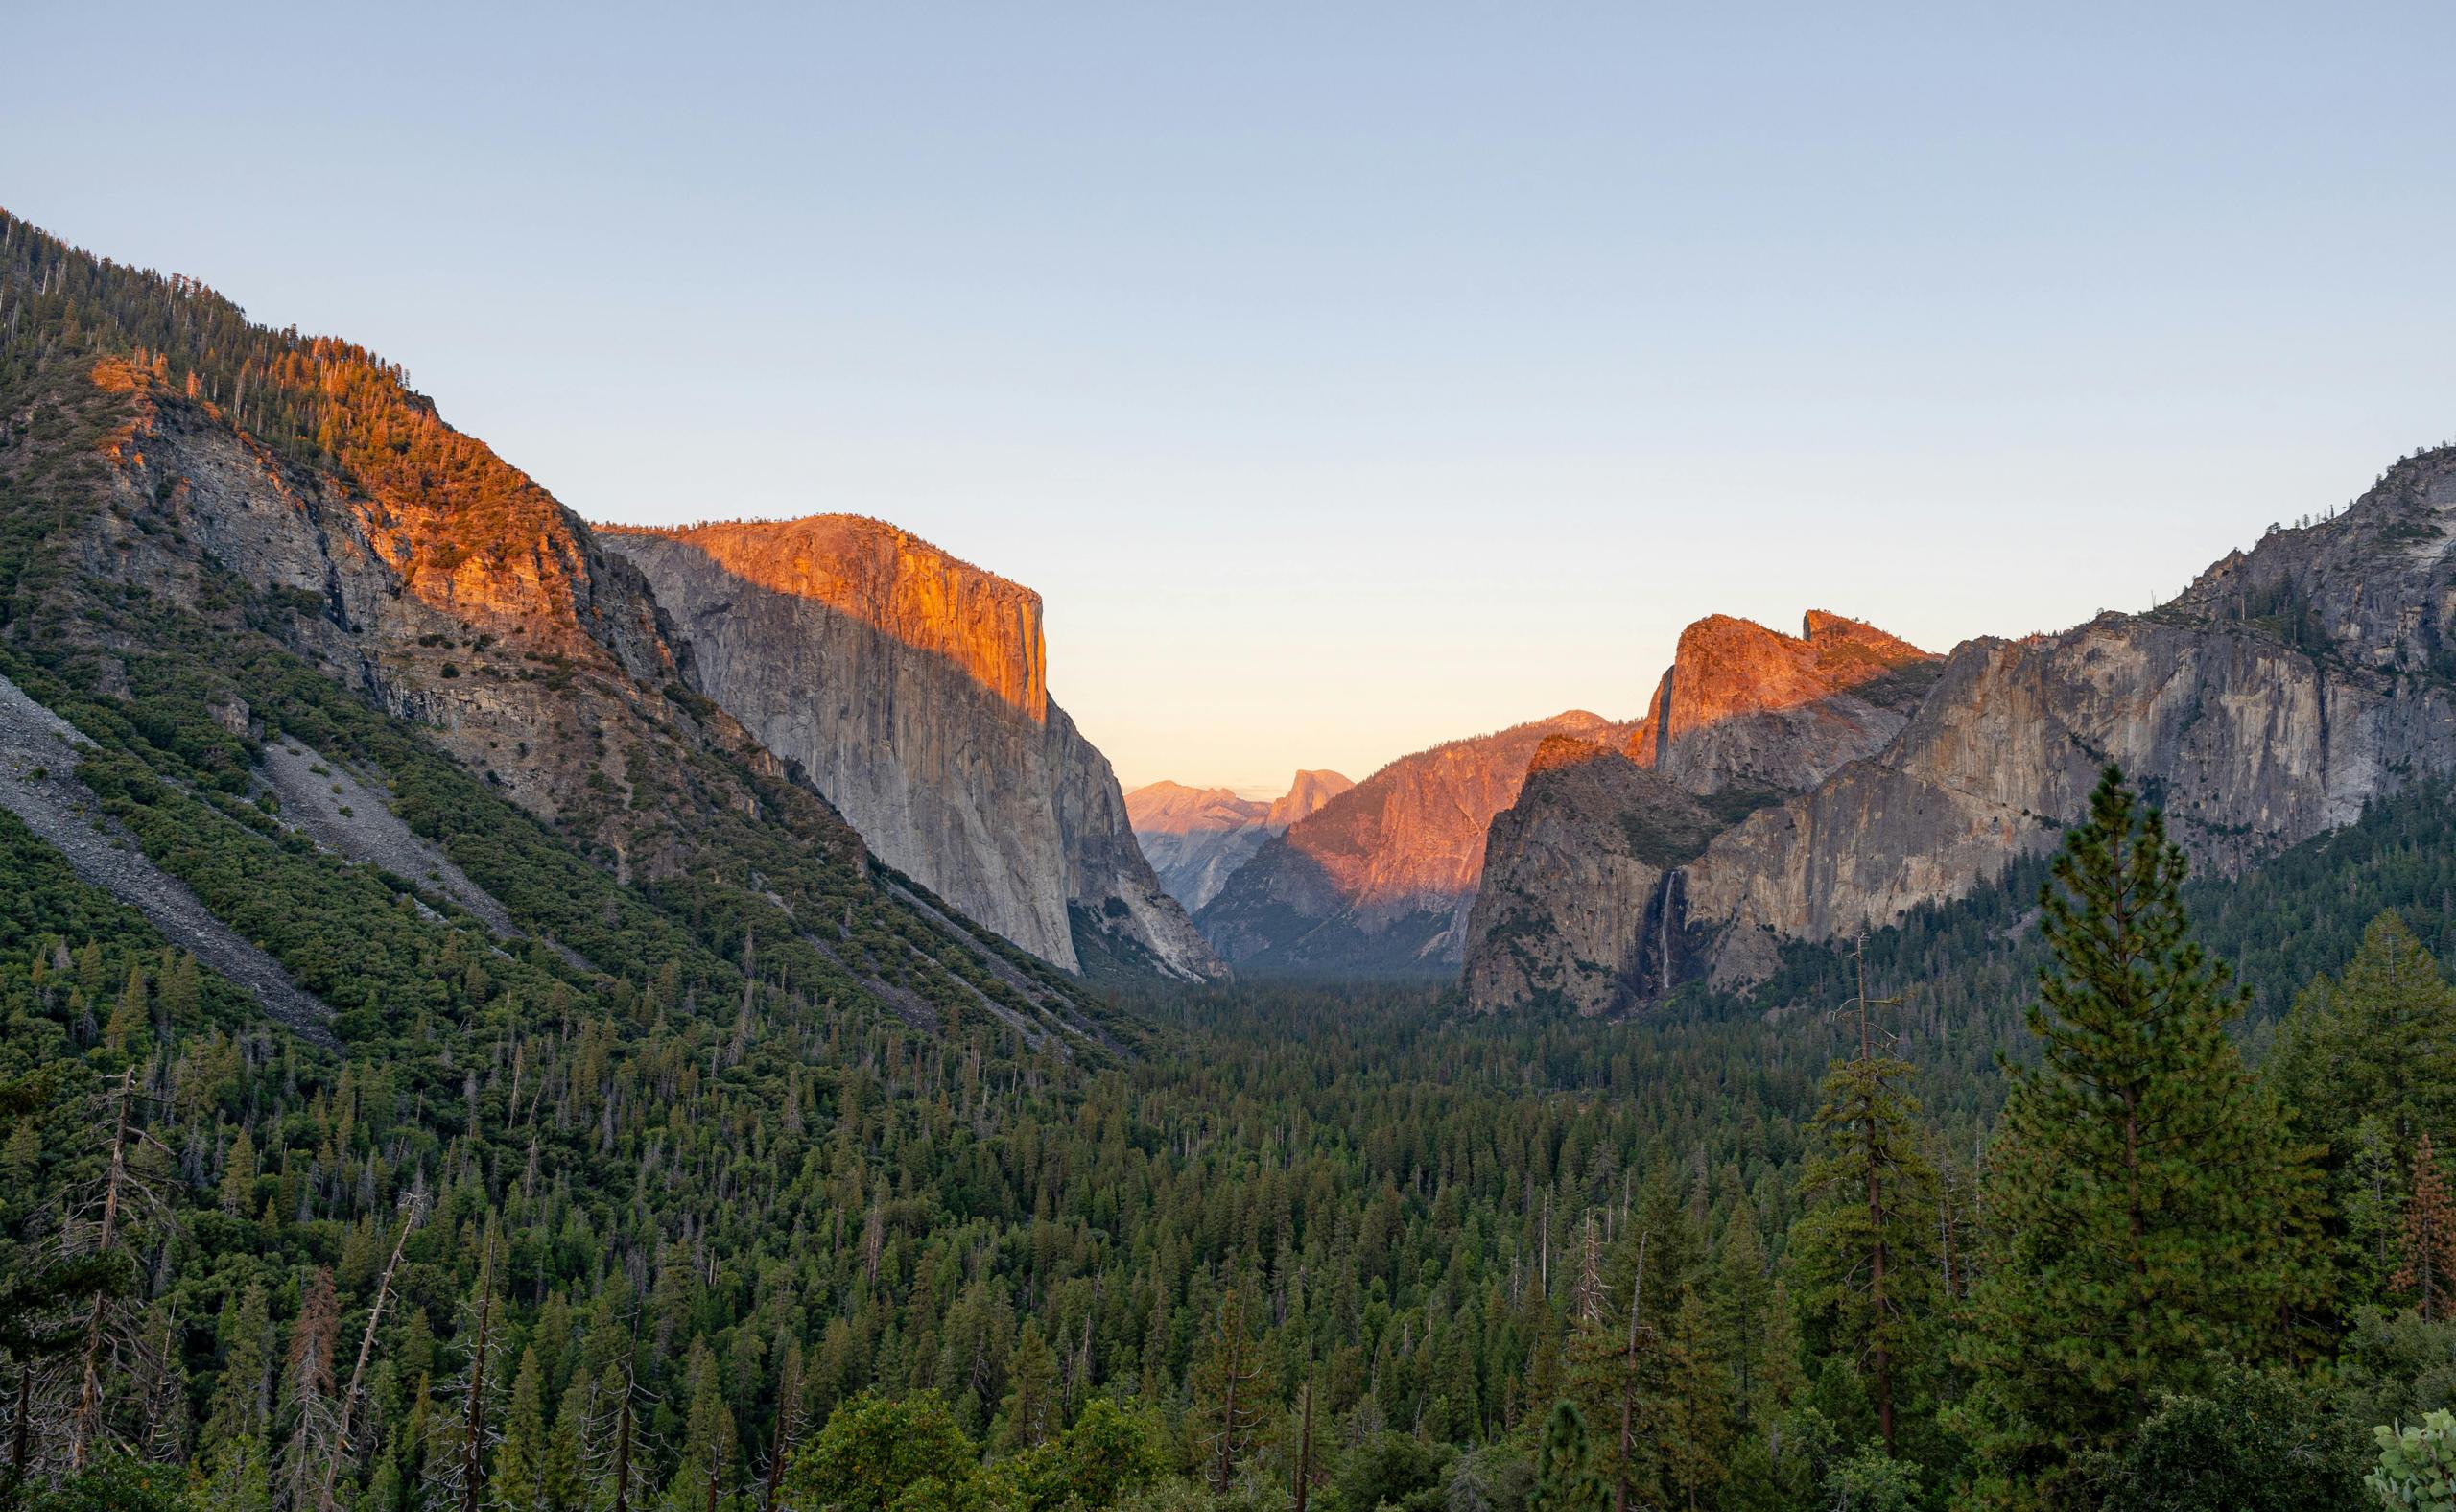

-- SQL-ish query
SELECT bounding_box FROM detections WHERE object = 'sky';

[8,3,2455,794]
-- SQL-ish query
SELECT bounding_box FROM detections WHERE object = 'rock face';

[1688,455,2456,967]
[1127,770,1354,912]
[1464,613,1935,1013]
[1268,769,1356,832]
[599,519,1223,980]
[1626,612,1942,794]
[1469,448,2456,1014]
[1198,713,1630,973]
[83,358,715,864]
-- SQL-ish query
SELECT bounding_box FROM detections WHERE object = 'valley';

[5,204,2456,1512]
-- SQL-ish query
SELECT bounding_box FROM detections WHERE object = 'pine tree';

[198,1284,274,1512]
[2271,911,2456,1313]
[276,1268,342,1510]
[490,1345,548,1509]
[540,1376,590,1512]
[1531,1399,1606,1512]
[1656,1291,1733,1512]
[2397,1133,2456,1322]
[997,1319,1059,1451]
[1192,1278,1274,1493]
[2270,910,2456,1146]
[1789,947,1939,1455]
[1709,1203,1772,1412]
[1957,768,2316,1492]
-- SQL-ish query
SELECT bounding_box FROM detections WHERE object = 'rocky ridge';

[1468,449,2456,1014]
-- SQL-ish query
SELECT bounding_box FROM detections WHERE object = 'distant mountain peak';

[1266,768,1354,831]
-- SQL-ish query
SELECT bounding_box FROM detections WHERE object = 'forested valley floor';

[11,762,2456,1511]
[10,208,2456,1512]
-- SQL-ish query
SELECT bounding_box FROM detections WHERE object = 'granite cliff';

[1197,712,1630,973]
[1468,449,2456,1014]
[599,519,1223,980]
[1126,769,1353,912]
[0,204,1144,1048]
[1464,613,1935,1013]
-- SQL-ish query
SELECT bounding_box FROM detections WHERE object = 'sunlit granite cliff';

[601,518,1223,980]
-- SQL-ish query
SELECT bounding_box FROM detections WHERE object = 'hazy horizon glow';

[8,3,2454,791]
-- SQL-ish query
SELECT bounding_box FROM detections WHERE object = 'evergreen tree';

[1531,1399,1607,1512]
[1191,1279,1274,1493]
[1957,768,2317,1496]
[996,1320,1059,1451]
[1789,950,1939,1456]
[491,1344,548,1510]
[541,1374,591,1512]
[1656,1291,1733,1512]
[2397,1133,2456,1323]
[197,1284,274,1512]
[2270,910,2456,1146]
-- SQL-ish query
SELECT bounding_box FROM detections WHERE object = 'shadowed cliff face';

[1469,446,2456,1016]
[600,521,1223,981]
[1688,457,2456,963]
[1463,612,1934,1014]
[1197,713,1633,973]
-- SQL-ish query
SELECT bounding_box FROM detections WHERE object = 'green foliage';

[1788,980,1940,1456]
[1958,768,2319,1494]
[1004,1399,1169,1512]
[1529,1401,1605,1512]
[783,1391,984,1512]
[5,1453,185,1512]
[1324,1432,1449,1512]
[2094,1361,2366,1511]
[2371,1409,2456,1512]
[1819,1445,1921,1512]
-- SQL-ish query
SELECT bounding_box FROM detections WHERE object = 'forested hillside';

[9,213,2456,1512]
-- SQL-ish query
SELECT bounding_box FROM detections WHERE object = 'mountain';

[1126,768,1353,911]
[1196,712,1629,973]
[1266,768,1354,830]
[1465,613,1936,1013]
[0,207,1131,1057]
[1468,455,2456,1014]
[597,519,1221,981]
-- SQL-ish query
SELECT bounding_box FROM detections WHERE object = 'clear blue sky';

[8,3,2453,792]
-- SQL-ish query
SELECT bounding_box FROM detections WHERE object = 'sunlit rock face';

[1470,447,2456,1016]
[1128,770,1355,912]
[601,518,1222,980]
[1625,611,1941,794]
[1463,613,1936,1014]
[92,359,770,876]
[1196,713,1636,974]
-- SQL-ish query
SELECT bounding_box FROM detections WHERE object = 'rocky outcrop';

[1268,769,1355,831]
[1463,613,1934,1012]
[1197,713,1631,973]
[1128,769,1354,912]
[1461,738,1721,1014]
[86,359,710,859]
[600,519,1222,980]
[1626,612,1941,794]
[1468,448,2456,1014]
[1688,456,2456,966]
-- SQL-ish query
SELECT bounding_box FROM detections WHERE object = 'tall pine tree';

[1957,768,2317,1498]
[1789,949,1939,1458]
